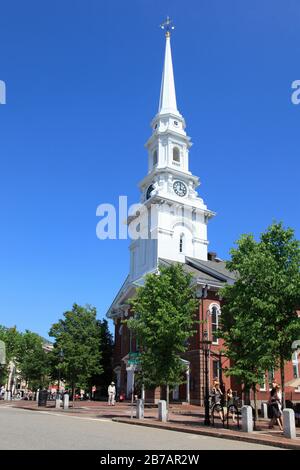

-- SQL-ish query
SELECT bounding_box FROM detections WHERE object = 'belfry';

[129,17,215,283]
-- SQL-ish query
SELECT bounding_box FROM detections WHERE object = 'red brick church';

[106,20,300,406]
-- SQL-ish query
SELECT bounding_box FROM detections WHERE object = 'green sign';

[128,352,140,365]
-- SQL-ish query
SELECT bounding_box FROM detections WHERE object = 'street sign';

[128,352,140,365]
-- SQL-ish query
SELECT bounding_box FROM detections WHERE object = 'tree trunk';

[253,383,258,420]
[166,384,169,407]
[280,355,285,409]
[166,384,169,421]
[72,382,75,408]
[243,384,250,405]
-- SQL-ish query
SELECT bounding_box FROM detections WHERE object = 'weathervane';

[160,16,175,37]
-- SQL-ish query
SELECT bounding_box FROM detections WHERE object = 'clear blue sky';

[0,1,299,339]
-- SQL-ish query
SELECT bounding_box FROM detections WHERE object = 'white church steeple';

[158,19,179,116]
[129,18,215,282]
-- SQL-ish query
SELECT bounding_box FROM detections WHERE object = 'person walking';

[211,379,224,421]
[108,381,116,406]
[226,388,236,423]
[268,385,283,431]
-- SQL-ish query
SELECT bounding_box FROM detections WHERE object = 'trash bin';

[38,389,48,407]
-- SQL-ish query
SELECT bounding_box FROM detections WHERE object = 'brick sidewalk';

[2,400,299,449]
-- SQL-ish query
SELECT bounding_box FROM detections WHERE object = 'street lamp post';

[195,285,208,408]
[201,330,212,426]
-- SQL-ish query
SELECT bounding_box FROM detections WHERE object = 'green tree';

[0,326,22,385]
[49,304,103,400]
[16,330,49,390]
[220,222,300,408]
[127,263,198,407]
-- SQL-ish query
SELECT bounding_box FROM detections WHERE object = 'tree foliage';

[49,304,103,393]
[0,326,49,389]
[0,325,22,384]
[127,263,198,390]
[16,330,49,389]
[220,222,300,403]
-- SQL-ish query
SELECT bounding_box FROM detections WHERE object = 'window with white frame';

[267,369,275,389]
[292,351,300,378]
[173,146,180,162]
[259,373,266,391]
[213,360,219,381]
[210,304,220,344]
[179,234,184,253]
[153,149,158,166]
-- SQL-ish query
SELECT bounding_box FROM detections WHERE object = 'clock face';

[173,180,187,197]
[146,184,155,200]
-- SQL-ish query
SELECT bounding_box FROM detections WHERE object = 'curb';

[112,417,300,450]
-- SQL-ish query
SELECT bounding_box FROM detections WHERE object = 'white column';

[126,366,135,399]
[261,402,268,419]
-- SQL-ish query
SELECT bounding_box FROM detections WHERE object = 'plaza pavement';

[1,400,299,450]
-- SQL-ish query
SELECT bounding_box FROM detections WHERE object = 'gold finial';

[160,16,175,38]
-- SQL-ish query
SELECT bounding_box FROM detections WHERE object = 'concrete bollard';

[36,391,39,403]
[63,393,69,410]
[136,399,144,419]
[283,408,296,439]
[55,398,61,409]
[241,405,253,432]
[158,400,167,422]
[5,391,11,401]
[261,402,268,419]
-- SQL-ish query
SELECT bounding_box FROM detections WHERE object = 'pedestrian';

[268,385,283,431]
[226,388,236,423]
[210,379,224,421]
[108,381,116,406]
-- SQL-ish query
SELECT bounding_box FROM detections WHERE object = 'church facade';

[106,25,300,406]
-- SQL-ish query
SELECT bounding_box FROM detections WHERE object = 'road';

[0,406,279,450]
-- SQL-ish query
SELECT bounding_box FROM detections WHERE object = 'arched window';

[153,150,158,166]
[179,233,184,253]
[211,305,220,344]
[173,147,180,162]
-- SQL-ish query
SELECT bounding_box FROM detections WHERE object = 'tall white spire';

[158,18,180,116]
